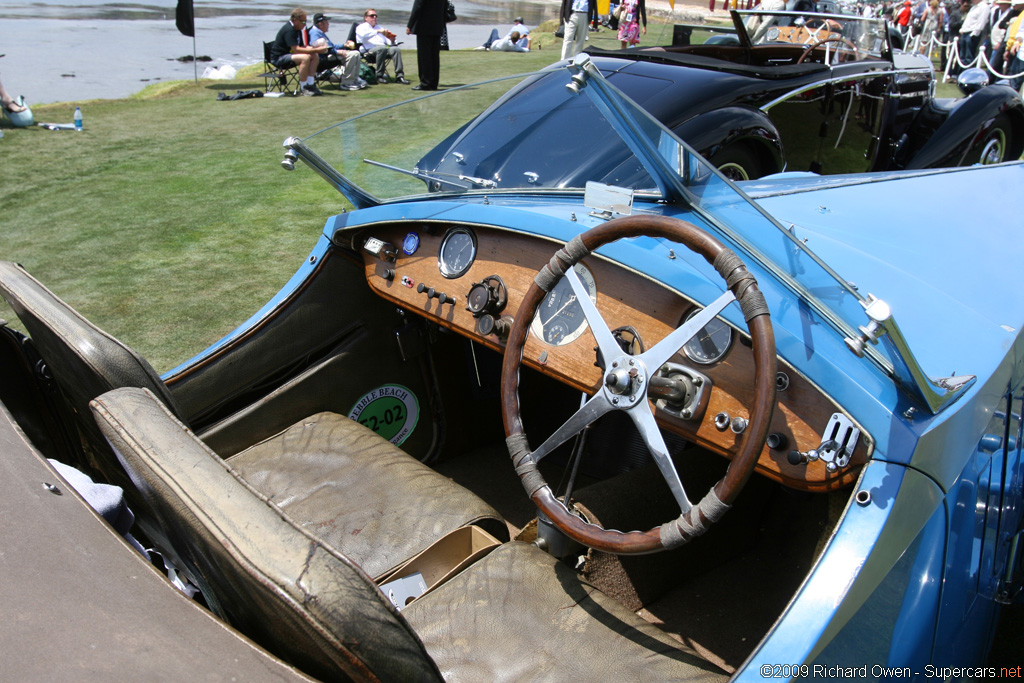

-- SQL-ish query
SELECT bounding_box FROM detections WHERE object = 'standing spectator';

[897,0,914,27]
[307,13,366,90]
[617,0,647,48]
[917,0,940,54]
[959,0,991,67]
[987,0,1015,72]
[946,0,967,67]
[1005,0,1024,85]
[407,0,445,90]
[561,0,597,60]
[270,7,326,96]
[356,9,410,84]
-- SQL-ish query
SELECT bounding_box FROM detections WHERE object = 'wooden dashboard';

[357,221,871,492]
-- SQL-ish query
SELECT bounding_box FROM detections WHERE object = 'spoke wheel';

[500,216,777,555]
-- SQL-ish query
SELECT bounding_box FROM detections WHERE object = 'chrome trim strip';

[759,69,904,112]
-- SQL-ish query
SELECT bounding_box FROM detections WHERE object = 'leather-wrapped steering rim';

[500,215,777,555]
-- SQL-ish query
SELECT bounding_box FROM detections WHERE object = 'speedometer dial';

[438,227,476,279]
[682,307,733,365]
[530,263,597,347]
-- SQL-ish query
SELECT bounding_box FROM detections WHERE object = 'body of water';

[0,1,560,107]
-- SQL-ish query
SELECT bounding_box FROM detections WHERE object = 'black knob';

[787,450,806,466]
[466,276,508,318]
[766,433,788,451]
[417,282,426,294]
[382,268,395,281]
[479,315,513,340]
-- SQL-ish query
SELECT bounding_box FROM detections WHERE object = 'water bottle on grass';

[74,107,83,131]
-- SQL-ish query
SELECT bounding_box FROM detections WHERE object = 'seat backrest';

[0,261,184,488]
[263,40,274,64]
[91,386,443,683]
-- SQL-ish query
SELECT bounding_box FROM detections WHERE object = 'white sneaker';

[341,83,362,91]
[356,78,369,88]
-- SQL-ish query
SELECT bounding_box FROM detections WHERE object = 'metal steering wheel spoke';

[565,267,622,363]
[530,392,617,463]
[628,402,692,514]
[640,289,736,370]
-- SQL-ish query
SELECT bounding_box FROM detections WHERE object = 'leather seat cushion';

[403,542,729,683]
[227,412,508,579]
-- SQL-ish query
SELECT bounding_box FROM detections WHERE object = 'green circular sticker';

[348,384,420,445]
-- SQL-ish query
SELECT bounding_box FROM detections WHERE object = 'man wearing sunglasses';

[355,9,410,84]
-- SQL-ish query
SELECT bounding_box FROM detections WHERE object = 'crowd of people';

[268,5,449,95]
[860,0,1024,87]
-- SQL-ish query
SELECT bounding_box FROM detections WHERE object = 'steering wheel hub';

[603,356,647,405]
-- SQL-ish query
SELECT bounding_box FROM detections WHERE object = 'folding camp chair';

[260,41,301,95]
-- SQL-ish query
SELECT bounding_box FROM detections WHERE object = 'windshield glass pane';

[302,63,890,374]
[738,11,890,59]
[302,70,657,201]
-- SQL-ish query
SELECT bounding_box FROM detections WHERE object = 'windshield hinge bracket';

[845,294,975,414]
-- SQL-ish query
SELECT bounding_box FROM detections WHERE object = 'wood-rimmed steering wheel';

[500,216,777,555]
[797,35,861,64]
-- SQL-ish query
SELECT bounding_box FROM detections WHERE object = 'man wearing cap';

[1002,0,1024,84]
[306,13,367,91]
[270,7,327,96]
[986,0,1017,73]
[356,9,410,84]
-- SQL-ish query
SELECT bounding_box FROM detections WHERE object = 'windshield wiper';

[363,158,496,190]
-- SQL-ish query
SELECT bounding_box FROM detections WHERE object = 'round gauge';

[402,231,420,255]
[438,227,477,279]
[682,307,734,365]
[766,27,780,41]
[530,263,597,347]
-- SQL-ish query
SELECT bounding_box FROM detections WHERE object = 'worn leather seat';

[0,261,506,582]
[92,387,729,683]
[226,411,507,580]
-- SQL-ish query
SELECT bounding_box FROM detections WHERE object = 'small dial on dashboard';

[682,307,734,365]
[530,263,597,347]
[438,227,477,279]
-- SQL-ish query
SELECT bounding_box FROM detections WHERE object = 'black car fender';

[903,85,1024,169]
[672,106,784,176]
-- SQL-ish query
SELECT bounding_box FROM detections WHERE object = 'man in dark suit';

[407,0,446,90]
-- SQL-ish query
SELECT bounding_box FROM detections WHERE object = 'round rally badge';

[348,384,420,445]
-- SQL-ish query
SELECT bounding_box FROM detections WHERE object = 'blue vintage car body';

[2,58,1021,680]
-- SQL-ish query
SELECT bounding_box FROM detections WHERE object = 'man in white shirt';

[355,8,410,84]
[959,0,991,65]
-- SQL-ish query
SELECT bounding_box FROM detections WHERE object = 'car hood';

[744,164,1024,389]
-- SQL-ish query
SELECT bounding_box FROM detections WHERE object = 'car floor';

[431,417,845,674]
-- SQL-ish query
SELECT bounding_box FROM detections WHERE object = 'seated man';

[355,8,410,84]
[306,13,367,91]
[270,7,327,96]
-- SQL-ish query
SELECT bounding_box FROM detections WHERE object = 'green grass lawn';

[0,23,986,371]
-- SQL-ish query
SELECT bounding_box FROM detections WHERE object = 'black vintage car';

[585,10,1023,180]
